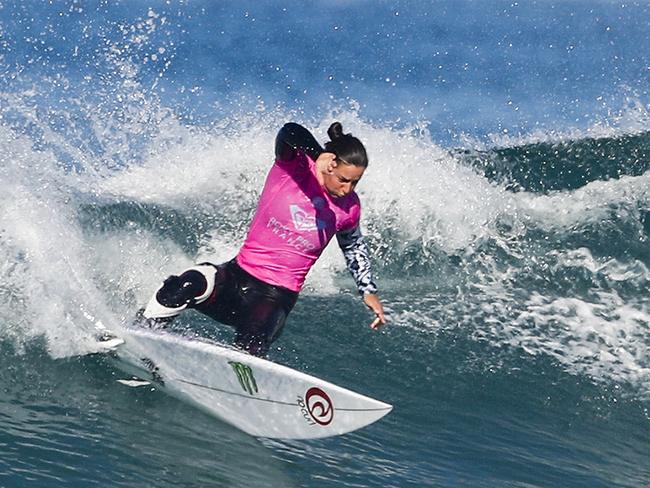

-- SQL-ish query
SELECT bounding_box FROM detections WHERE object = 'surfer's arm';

[275,122,324,161]
[336,225,378,295]
[336,225,386,329]
[336,226,386,328]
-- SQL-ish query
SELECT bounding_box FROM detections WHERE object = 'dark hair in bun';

[324,122,368,167]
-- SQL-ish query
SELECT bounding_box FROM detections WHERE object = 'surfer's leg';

[140,264,217,327]
[189,260,297,356]
[233,304,289,357]
[230,267,298,356]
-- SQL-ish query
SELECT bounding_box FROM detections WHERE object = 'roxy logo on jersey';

[290,204,327,231]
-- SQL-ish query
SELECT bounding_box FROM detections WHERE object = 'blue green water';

[1,1,649,486]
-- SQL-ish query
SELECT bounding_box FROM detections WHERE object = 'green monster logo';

[228,361,258,395]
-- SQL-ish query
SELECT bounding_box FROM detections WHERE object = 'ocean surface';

[1,1,649,486]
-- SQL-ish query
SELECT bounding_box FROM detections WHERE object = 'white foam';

[97,124,271,209]
[552,247,650,286]
[464,244,650,394]
[515,171,649,231]
[510,292,650,391]
[86,230,195,310]
[0,147,116,356]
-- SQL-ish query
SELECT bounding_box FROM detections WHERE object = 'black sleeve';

[275,123,324,161]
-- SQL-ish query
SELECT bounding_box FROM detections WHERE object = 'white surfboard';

[106,328,392,440]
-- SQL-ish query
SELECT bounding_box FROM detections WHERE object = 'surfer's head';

[324,122,368,168]
[321,122,368,198]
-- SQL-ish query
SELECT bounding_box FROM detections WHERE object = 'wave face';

[1,1,649,487]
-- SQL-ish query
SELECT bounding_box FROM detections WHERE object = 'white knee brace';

[143,264,217,319]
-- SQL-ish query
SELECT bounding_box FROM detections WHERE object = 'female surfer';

[140,122,386,356]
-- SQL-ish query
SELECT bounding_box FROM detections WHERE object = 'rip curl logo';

[297,387,334,426]
[290,205,327,231]
[228,361,258,396]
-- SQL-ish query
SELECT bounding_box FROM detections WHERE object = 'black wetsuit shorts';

[194,259,299,357]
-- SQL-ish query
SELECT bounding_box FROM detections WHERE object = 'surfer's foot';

[134,308,173,330]
[97,329,118,342]
[94,329,124,351]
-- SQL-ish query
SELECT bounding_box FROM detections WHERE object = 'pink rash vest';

[236,152,361,292]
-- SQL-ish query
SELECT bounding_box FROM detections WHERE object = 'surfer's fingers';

[370,315,385,330]
[363,294,387,329]
[372,300,387,321]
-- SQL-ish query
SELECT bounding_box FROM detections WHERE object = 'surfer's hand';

[363,293,387,330]
[316,152,337,174]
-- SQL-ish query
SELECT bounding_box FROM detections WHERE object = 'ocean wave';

[1,66,648,398]
[460,130,650,193]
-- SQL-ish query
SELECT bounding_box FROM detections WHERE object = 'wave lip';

[461,130,650,193]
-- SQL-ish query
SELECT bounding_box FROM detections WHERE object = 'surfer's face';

[323,161,365,198]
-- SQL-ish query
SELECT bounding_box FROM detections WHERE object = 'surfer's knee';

[143,264,217,319]
[233,309,287,357]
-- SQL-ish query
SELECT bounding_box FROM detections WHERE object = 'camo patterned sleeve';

[336,225,378,295]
